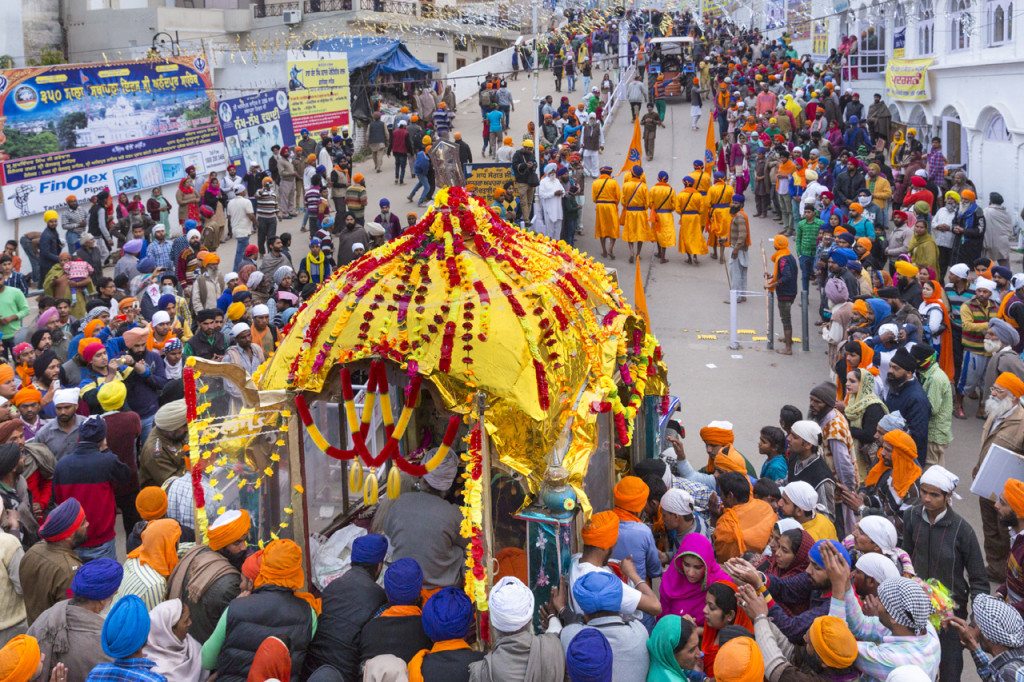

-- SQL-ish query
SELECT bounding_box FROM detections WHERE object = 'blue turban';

[102,595,150,659]
[71,558,123,600]
[631,165,643,177]
[657,171,669,181]
[830,248,857,267]
[571,571,623,615]
[351,533,388,565]
[301,128,310,135]
[379,198,390,207]
[157,294,176,311]
[713,171,725,180]
[732,194,745,204]
[40,498,85,541]
[993,265,1013,281]
[316,165,327,175]
[321,216,335,229]
[693,160,705,167]
[79,415,107,444]
[836,232,855,245]
[384,557,423,605]
[184,219,198,231]
[683,176,695,186]
[849,115,859,124]
[422,586,473,641]
[566,628,613,682]
[137,258,156,274]
[808,539,851,568]
[232,290,252,303]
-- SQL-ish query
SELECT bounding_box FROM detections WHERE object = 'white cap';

[352,242,365,251]
[232,322,251,337]
[251,304,270,317]
[53,388,80,406]
[153,224,166,232]
[879,323,899,337]
[948,263,970,279]
[856,552,900,584]
[151,311,171,326]
[660,488,697,516]
[914,168,928,177]
[790,420,822,444]
[975,277,997,292]
[780,481,818,512]
[225,272,239,283]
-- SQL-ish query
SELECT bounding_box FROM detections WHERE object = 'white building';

[751,0,1024,217]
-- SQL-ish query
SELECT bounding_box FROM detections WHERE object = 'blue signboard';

[217,89,296,176]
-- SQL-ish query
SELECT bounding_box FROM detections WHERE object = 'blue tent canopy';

[312,37,438,81]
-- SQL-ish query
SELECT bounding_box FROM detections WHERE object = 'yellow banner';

[885,58,934,102]
[287,55,351,135]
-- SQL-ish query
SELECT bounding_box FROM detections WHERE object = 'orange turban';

[0,365,14,385]
[852,299,869,317]
[256,539,321,614]
[866,430,921,498]
[833,226,850,235]
[78,337,102,358]
[614,476,649,514]
[118,297,138,311]
[699,424,734,446]
[11,387,41,407]
[135,486,168,521]
[126,518,181,577]
[1004,479,1024,518]
[715,446,747,474]
[207,509,251,551]
[808,616,859,669]
[715,636,764,682]
[242,549,264,581]
[962,189,976,201]
[83,319,105,338]
[856,237,873,253]
[581,510,620,550]
[0,635,41,682]
[995,372,1024,399]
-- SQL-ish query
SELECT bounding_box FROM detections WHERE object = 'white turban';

[706,420,734,431]
[661,488,697,516]
[856,552,899,584]
[790,420,822,444]
[352,242,365,252]
[948,263,970,279]
[886,666,932,682]
[225,271,239,283]
[251,304,270,317]
[775,518,803,534]
[920,464,962,499]
[247,271,264,288]
[422,450,458,491]
[857,516,898,554]
[544,163,557,174]
[187,229,202,241]
[781,481,818,512]
[878,323,899,338]
[914,168,928,177]
[488,577,534,633]
[232,322,250,337]
[975,277,997,293]
[53,388,80,406]
[151,311,171,326]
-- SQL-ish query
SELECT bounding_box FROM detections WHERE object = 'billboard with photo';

[0,56,226,219]
[217,89,296,176]
[286,52,351,137]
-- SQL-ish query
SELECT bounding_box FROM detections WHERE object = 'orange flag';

[620,116,644,175]
[634,255,651,330]
[704,113,717,166]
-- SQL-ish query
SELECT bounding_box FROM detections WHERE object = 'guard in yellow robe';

[620,165,652,263]
[688,160,712,194]
[675,176,708,263]
[592,165,621,259]
[648,171,676,261]
[706,172,734,260]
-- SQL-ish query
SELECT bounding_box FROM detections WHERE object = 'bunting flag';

[620,116,644,175]
[634,256,651,330]
[705,113,717,165]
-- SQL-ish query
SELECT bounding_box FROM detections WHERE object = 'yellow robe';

[802,513,839,542]
[688,168,711,194]
[591,175,621,239]
[648,182,676,248]
[706,181,734,246]
[675,188,709,255]
[620,179,653,243]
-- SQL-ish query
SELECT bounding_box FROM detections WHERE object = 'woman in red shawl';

[701,580,753,677]
[757,521,814,615]
[176,176,201,226]
[921,279,954,380]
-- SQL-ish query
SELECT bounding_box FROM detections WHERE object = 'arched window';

[985,113,1012,141]
[950,0,973,50]
[987,0,1014,44]
[918,0,935,54]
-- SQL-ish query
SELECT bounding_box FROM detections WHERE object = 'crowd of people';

[0,5,1019,682]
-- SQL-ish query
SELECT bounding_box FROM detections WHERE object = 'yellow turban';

[613,476,649,514]
[715,446,747,474]
[97,381,127,412]
[43,210,58,223]
[945,191,961,203]
[581,510,619,550]
[852,299,869,317]
[808,615,859,669]
[715,637,764,682]
[207,509,251,551]
[135,486,168,521]
[894,261,919,278]
[1004,479,1024,518]
[226,302,246,321]
[0,635,41,682]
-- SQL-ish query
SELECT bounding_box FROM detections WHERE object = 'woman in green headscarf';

[907,217,940,274]
[647,615,706,682]
[842,367,888,478]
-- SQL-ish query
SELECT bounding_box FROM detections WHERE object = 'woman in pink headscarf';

[658,533,730,624]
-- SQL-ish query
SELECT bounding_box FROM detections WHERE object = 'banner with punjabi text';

[286,52,351,137]
[885,57,934,102]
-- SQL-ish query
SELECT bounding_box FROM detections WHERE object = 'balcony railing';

[252,0,353,18]
[841,49,886,80]
[252,0,526,30]
[358,0,417,14]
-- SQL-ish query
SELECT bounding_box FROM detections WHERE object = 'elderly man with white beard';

[982,318,1024,398]
[975,372,1024,583]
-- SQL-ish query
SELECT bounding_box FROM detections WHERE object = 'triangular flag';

[634,255,651,330]
[620,115,644,175]
[705,111,717,165]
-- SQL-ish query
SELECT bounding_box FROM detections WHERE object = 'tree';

[56,111,88,150]
[28,48,65,67]
[0,55,14,70]
[1,129,59,160]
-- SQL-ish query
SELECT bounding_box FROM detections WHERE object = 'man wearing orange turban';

[0,635,41,682]
[202,539,319,679]
[610,477,662,590]
[862,429,922,509]
[134,486,167,522]
[979,374,1024,582]
[571,509,663,621]
[997,479,1024,613]
[715,632,764,682]
[115,518,181,611]
[714,471,777,561]
[167,508,252,642]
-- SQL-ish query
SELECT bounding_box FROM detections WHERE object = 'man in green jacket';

[910,344,953,466]
[794,205,823,292]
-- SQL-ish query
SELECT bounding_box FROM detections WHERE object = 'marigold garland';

[460,423,487,610]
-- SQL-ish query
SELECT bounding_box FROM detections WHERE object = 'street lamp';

[151,31,181,58]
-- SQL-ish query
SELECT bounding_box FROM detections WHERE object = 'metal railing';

[252,0,353,18]
[358,0,417,13]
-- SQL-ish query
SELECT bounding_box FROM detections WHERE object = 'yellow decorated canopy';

[256,186,666,507]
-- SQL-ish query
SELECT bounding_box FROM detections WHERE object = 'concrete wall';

[444,46,513,103]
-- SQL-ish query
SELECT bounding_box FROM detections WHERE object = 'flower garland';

[460,422,487,610]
